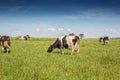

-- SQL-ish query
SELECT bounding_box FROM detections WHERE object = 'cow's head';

[99,37,103,42]
[47,45,54,53]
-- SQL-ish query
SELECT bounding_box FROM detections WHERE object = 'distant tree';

[79,33,84,39]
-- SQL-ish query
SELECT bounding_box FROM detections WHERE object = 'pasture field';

[0,38,120,80]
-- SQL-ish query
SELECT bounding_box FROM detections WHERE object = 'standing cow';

[47,35,80,55]
[0,36,11,53]
[99,36,109,45]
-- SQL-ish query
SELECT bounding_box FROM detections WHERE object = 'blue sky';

[0,0,120,38]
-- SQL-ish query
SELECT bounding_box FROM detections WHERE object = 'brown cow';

[0,36,10,53]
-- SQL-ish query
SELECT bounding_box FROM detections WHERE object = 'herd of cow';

[0,34,109,54]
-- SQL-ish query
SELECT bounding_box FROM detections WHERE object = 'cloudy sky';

[0,0,120,38]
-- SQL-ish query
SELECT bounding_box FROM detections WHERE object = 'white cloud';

[105,28,119,34]
[47,28,57,31]
[36,28,40,32]
[10,30,24,37]
[35,27,72,35]
[58,28,64,31]
[67,28,72,32]
[63,8,120,20]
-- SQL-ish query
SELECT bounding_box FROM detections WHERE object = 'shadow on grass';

[47,50,79,56]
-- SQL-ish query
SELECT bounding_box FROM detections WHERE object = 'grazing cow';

[47,35,80,55]
[17,35,30,40]
[99,36,109,45]
[0,36,10,53]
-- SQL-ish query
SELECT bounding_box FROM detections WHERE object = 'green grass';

[0,38,120,80]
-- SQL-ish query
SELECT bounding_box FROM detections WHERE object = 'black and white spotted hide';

[99,36,109,45]
[47,35,80,54]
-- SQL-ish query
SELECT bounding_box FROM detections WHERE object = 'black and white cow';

[47,35,80,55]
[17,35,30,40]
[0,36,11,53]
[99,36,109,45]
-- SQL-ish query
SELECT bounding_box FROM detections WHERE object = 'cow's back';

[65,35,78,49]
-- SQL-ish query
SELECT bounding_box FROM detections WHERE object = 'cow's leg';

[60,47,64,54]
[2,47,4,53]
[104,41,106,45]
[6,48,10,53]
[106,40,109,44]
[71,43,79,55]
[71,46,74,55]
[1,48,3,53]
[76,46,79,53]
[104,40,106,45]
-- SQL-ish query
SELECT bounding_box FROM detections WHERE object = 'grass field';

[0,38,120,80]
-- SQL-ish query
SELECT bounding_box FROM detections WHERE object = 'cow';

[17,35,30,40]
[99,36,109,45]
[47,35,80,55]
[0,36,11,53]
